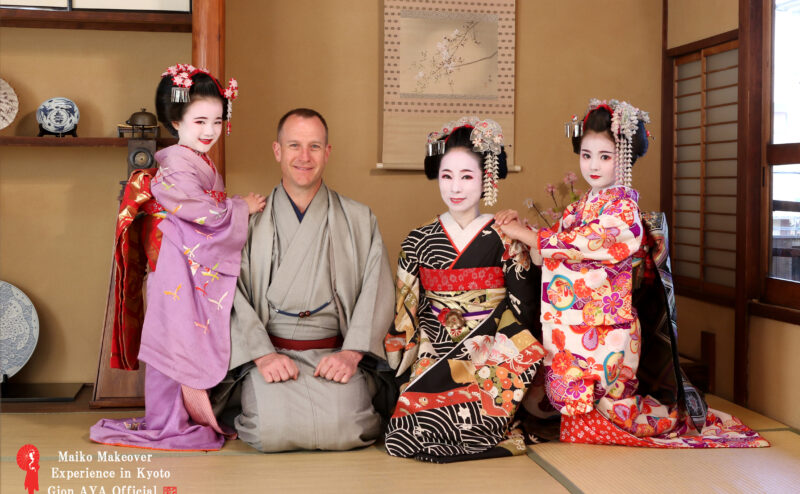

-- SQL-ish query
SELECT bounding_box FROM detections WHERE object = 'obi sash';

[268,335,344,351]
[419,266,506,342]
[419,266,505,291]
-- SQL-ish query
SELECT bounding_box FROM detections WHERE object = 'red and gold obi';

[419,266,507,343]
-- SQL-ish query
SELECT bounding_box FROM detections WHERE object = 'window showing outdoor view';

[771,0,800,282]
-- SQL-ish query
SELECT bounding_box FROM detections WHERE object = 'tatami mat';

[0,411,567,493]
[526,395,800,494]
[705,394,790,431]
[1,395,797,493]
[528,430,800,494]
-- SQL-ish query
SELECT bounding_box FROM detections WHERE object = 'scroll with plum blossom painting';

[380,0,516,170]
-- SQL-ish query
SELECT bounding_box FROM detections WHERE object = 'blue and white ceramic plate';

[36,97,80,134]
[0,281,39,379]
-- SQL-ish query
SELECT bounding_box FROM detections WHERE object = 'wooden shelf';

[0,8,191,32]
[0,136,177,147]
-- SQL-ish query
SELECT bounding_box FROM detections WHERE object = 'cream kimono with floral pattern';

[536,186,644,419]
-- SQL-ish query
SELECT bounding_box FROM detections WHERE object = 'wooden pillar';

[734,0,765,406]
[192,0,226,179]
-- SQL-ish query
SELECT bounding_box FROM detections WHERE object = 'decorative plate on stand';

[0,281,39,380]
[0,78,19,130]
[36,97,80,135]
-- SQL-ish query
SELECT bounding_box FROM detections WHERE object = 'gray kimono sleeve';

[229,226,277,369]
[341,213,395,360]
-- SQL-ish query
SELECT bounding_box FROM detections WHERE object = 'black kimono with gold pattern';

[384,214,544,462]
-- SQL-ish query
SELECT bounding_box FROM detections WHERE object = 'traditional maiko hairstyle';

[566,99,650,187]
[155,63,239,137]
[424,117,508,206]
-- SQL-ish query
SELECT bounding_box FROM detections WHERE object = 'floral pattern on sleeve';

[536,187,643,326]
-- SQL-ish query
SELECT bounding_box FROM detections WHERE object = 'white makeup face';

[172,98,224,154]
[579,131,617,193]
[438,147,483,216]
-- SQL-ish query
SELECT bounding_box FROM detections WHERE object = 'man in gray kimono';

[228,108,395,452]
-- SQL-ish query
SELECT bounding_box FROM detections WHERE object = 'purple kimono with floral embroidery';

[90,145,249,451]
[138,145,249,389]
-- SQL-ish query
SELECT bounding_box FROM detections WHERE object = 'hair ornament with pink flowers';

[161,63,239,135]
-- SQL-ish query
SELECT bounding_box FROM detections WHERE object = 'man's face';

[273,115,331,194]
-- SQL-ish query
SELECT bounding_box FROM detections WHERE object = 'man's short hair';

[277,108,329,143]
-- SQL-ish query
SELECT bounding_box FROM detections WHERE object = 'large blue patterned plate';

[36,97,80,134]
[0,281,39,379]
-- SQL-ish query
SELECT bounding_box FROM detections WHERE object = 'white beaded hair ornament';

[162,63,239,135]
[427,116,504,206]
[565,99,651,188]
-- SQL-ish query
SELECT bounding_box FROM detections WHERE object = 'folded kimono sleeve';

[501,239,541,337]
[229,228,276,369]
[341,214,395,359]
[153,168,246,232]
[538,197,644,264]
[384,237,421,376]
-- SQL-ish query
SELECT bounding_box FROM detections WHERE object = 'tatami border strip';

[0,451,260,462]
[754,427,792,433]
[525,447,584,494]
[0,411,144,416]
[0,444,392,462]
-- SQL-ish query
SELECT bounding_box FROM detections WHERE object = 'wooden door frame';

[193,0,226,179]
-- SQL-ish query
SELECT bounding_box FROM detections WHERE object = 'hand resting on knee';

[254,353,299,383]
[314,350,363,384]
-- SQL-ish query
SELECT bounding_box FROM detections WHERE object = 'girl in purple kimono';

[91,64,265,451]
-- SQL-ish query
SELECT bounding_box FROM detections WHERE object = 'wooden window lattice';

[671,40,739,289]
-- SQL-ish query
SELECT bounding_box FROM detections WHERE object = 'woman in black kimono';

[384,117,544,462]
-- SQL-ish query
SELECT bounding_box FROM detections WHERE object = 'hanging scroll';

[380,0,516,170]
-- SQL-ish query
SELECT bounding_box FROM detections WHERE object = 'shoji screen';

[671,40,739,291]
